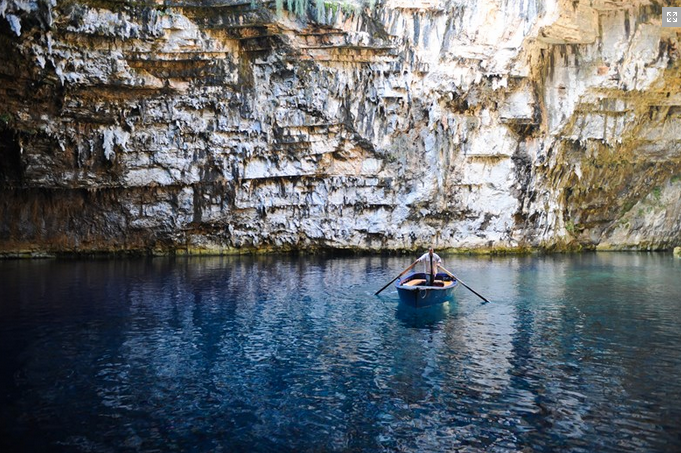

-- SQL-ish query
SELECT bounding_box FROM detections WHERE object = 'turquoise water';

[1,253,680,452]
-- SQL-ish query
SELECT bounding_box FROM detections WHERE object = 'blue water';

[1,253,681,452]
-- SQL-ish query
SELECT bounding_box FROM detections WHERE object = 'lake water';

[1,253,680,452]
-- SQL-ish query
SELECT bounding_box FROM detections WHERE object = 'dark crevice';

[0,128,23,186]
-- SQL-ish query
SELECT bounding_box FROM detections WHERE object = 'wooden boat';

[395,272,458,308]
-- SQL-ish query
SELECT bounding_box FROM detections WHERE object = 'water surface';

[1,253,680,452]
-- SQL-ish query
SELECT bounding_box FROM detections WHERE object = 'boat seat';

[403,279,455,287]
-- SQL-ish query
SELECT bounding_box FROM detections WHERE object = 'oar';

[375,259,418,295]
[439,266,490,304]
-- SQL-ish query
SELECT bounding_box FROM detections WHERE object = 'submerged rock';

[0,0,680,255]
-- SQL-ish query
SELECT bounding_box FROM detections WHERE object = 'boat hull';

[395,272,458,308]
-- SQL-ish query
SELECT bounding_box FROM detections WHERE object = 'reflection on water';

[1,253,680,452]
[395,301,452,328]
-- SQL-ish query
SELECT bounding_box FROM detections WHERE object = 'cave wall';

[1,0,680,255]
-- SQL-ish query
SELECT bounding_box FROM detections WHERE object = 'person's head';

[428,247,434,256]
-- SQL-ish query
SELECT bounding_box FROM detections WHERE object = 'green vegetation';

[651,186,662,201]
[263,0,376,22]
[617,219,631,229]
[0,112,12,126]
[565,220,575,234]
[621,199,636,215]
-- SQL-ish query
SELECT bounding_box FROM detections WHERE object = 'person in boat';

[414,247,442,286]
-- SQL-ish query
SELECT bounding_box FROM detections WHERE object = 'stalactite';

[0,0,680,256]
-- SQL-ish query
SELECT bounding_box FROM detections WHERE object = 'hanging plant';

[254,0,377,23]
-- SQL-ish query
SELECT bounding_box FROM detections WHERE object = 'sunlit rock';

[0,0,680,254]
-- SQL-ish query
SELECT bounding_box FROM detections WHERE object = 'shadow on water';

[394,301,453,329]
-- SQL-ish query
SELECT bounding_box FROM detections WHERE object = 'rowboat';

[395,272,458,308]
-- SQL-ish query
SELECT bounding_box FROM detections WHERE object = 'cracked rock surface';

[1,0,680,255]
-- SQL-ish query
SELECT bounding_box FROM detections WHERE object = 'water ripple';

[1,254,681,452]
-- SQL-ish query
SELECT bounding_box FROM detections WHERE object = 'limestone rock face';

[0,0,680,254]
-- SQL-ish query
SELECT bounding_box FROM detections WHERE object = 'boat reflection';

[395,301,453,329]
